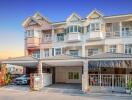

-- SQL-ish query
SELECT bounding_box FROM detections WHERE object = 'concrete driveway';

[0,88,132,100]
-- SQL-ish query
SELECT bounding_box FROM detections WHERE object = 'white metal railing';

[89,74,132,87]
[105,32,120,38]
[122,31,132,37]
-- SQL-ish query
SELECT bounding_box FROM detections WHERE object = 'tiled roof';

[44,54,83,60]
[88,52,132,59]
[2,56,38,62]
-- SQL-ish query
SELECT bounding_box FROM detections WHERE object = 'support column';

[40,49,44,59]
[52,26,55,42]
[82,44,86,57]
[119,22,122,37]
[82,59,89,92]
[37,60,43,88]
[38,60,43,74]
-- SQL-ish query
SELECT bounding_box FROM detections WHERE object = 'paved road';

[0,89,131,100]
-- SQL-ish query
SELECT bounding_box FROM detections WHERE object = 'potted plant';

[126,80,132,94]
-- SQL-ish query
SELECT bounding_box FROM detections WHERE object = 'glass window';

[26,30,34,37]
[78,26,81,32]
[90,23,100,31]
[67,27,69,33]
[87,25,90,32]
[122,27,130,37]
[57,33,64,41]
[52,48,54,56]
[125,44,132,54]
[44,49,49,58]
[32,50,40,58]
[91,23,95,31]
[74,25,78,32]
[69,50,79,56]
[45,33,52,41]
[68,72,73,79]
[68,72,79,80]
[109,45,117,53]
[70,26,74,32]
[55,48,61,55]
[88,48,98,56]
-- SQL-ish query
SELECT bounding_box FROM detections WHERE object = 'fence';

[89,74,132,87]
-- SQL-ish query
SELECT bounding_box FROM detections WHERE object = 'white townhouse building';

[2,10,132,92]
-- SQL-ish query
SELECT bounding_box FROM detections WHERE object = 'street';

[0,89,131,100]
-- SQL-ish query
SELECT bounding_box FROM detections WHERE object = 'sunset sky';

[0,0,132,59]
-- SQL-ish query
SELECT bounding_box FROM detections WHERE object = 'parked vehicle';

[14,75,30,85]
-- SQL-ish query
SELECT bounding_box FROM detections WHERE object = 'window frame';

[109,45,117,53]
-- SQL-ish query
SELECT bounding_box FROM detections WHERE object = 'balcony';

[86,32,104,41]
[66,32,81,42]
[26,37,40,48]
[122,31,132,37]
[105,31,120,38]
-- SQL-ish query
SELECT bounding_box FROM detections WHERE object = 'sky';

[0,0,132,59]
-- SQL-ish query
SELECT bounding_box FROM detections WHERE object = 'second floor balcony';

[66,32,81,42]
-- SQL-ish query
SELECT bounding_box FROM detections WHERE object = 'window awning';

[88,60,132,69]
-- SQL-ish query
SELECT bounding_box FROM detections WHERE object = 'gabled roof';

[33,12,51,23]
[66,12,81,22]
[86,9,104,19]
[22,12,51,27]
[22,16,42,27]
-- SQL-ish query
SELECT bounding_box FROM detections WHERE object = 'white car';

[14,75,30,85]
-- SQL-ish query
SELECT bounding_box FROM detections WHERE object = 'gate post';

[112,74,114,89]
[125,74,127,88]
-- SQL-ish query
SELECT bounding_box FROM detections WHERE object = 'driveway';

[0,88,131,100]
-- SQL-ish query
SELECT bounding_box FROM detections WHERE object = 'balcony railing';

[122,31,132,37]
[105,31,120,38]
[66,32,81,42]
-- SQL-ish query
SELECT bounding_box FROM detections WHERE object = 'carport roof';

[87,52,132,60]
[44,54,83,60]
[1,56,38,67]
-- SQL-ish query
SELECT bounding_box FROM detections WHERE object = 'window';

[57,33,64,41]
[66,25,82,33]
[125,44,132,54]
[52,48,54,56]
[44,49,49,58]
[32,50,40,58]
[68,72,79,80]
[90,23,100,31]
[87,25,90,32]
[74,25,78,32]
[26,30,34,37]
[109,45,117,53]
[45,33,52,41]
[122,27,130,37]
[69,50,79,56]
[88,48,98,56]
[55,48,61,55]
[70,26,74,32]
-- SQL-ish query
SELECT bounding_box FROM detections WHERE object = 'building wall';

[23,11,132,59]
[55,66,82,83]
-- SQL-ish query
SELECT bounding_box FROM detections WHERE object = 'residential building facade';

[22,10,132,86]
